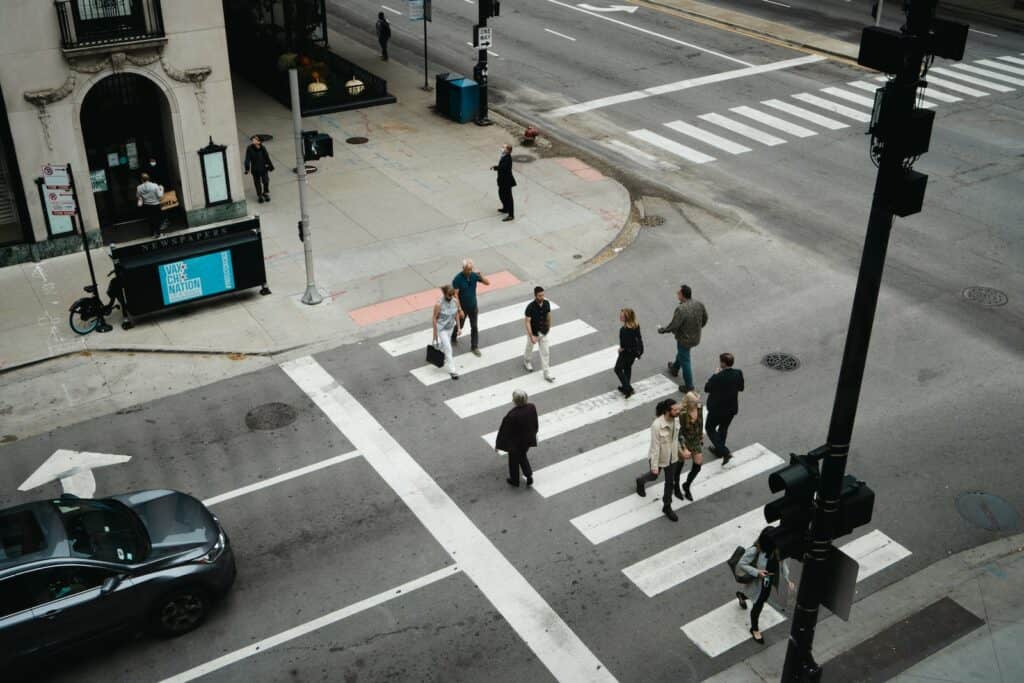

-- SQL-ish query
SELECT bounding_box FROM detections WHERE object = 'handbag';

[727,545,757,584]
[425,342,445,368]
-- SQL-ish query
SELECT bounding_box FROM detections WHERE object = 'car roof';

[0,500,70,571]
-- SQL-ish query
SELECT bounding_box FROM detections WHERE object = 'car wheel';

[150,588,208,637]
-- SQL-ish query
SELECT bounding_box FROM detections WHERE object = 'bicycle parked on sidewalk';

[68,270,132,334]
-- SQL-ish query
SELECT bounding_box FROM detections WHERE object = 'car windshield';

[53,499,150,563]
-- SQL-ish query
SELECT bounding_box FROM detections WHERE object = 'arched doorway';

[80,73,177,236]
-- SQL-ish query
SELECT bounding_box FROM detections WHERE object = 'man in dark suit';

[492,143,517,222]
[495,389,539,487]
[704,352,744,465]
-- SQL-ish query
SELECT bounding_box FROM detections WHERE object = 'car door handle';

[39,609,64,619]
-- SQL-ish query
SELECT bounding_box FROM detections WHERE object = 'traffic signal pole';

[289,68,322,305]
[781,2,938,679]
[473,0,493,124]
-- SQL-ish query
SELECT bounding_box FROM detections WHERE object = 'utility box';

[434,72,464,117]
[448,77,479,123]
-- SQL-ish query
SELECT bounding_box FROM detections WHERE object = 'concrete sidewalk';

[708,532,1024,682]
[0,33,631,439]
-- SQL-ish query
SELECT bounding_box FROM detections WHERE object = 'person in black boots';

[615,307,644,397]
[493,143,517,221]
[736,526,794,644]
[635,399,682,521]
[244,135,274,203]
[496,389,539,487]
[704,352,745,466]
[674,390,704,501]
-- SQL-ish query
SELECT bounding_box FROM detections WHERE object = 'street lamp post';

[289,68,322,305]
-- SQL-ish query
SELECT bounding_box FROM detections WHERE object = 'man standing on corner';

[243,135,274,203]
[658,284,708,393]
[376,12,391,61]
[452,258,490,357]
[493,143,516,222]
[704,352,744,466]
[524,286,555,383]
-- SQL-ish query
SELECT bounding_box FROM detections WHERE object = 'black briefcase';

[425,343,445,368]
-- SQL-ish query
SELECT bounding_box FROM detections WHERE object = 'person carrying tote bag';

[432,285,462,380]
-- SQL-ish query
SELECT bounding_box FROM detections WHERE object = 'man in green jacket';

[658,284,709,393]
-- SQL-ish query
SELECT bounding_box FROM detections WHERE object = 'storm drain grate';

[345,136,369,145]
[956,492,1019,531]
[245,402,298,431]
[639,215,665,227]
[762,352,800,372]
[962,286,1007,307]
[512,154,536,163]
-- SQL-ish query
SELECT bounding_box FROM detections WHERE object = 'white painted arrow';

[577,3,639,12]
[19,449,132,498]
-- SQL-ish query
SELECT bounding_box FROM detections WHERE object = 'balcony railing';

[56,0,165,51]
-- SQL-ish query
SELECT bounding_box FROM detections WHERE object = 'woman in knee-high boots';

[675,390,704,501]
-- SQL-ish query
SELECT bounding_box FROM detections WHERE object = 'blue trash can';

[448,78,479,123]
[435,72,464,117]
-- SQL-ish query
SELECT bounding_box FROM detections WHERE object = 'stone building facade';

[0,0,246,264]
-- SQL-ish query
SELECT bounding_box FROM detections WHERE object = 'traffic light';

[480,0,500,17]
[764,451,821,560]
[836,475,875,538]
[301,130,334,161]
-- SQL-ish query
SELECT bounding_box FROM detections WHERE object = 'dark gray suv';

[0,490,235,669]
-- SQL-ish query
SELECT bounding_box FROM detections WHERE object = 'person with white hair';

[495,389,539,487]
[451,258,490,356]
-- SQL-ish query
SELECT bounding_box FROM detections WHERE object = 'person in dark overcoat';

[495,389,539,487]
[492,143,517,221]
[704,352,745,465]
[243,135,274,203]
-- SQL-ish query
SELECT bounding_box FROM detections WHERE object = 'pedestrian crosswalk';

[590,53,1020,171]
[378,298,912,659]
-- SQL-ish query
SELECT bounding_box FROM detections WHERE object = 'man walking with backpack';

[376,12,392,61]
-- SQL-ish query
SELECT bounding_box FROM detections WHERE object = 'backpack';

[727,545,757,584]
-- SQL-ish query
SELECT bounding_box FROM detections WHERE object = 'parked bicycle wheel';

[69,298,100,335]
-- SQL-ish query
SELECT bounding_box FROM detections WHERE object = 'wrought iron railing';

[56,0,165,50]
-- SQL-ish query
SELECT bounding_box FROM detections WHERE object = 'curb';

[940,3,1024,33]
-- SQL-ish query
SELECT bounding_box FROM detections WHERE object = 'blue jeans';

[675,343,693,390]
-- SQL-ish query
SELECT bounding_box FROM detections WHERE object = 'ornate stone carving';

[161,58,213,124]
[23,74,77,150]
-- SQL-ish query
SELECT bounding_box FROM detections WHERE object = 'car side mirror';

[100,575,122,595]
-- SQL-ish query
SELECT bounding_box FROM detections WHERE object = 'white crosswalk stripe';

[681,530,911,657]
[446,346,621,418]
[532,429,650,498]
[730,106,817,137]
[572,444,784,545]
[870,76,964,102]
[847,81,943,107]
[600,139,681,171]
[951,63,1024,87]
[761,99,848,129]
[482,375,678,450]
[791,93,871,122]
[698,113,786,146]
[976,58,1024,77]
[628,129,717,164]
[998,56,1024,67]
[820,86,878,109]
[379,301,560,357]
[412,320,596,386]
[663,120,752,154]
[930,66,1015,92]
[918,74,989,97]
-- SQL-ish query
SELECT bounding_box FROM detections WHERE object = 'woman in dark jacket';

[495,389,539,487]
[615,308,644,397]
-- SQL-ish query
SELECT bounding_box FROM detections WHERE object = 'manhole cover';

[956,492,1019,531]
[346,136,369,144]
[512,154,536,163]
[245,402,298,431]
[962,286,1007,307]
[639,215,665,227]
[762,352,800,371]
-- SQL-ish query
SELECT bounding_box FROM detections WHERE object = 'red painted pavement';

[348,271,521,326]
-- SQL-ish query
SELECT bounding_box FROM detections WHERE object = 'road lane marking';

[977,59,1024,77]
[281,358,615,681]
[699,113,786,145]
[379,301,560,357]
[998,56,1024,67]
[731,106,816,137]
[549,54,825,117]
[545,28,577,41]
[600,139,681,170]
[381,5,402,15]
[412,319,597,386]
[160,565,461,682]
[845,81,945,107]
[482,375,678,449]
[202,451,362,507]
[956,62,1024,86]
[664,120,752,154]
[914,75,989,97]
[969,28,998,37]
[446,346,621,418]
[533,430,649,497]
[761,99,848,129]
[465,42,501,57]
[791,93,871,122]
[577,3,639,12]
[868,77,963,102]
[820,86,881,108]
[545,0,753,67]
[574,444,784,545]
[628,129,717,164]
[929,66,1014,92]
[681,530,910,657]
[761,0,791,6]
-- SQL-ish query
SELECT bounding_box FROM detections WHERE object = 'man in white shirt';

[136,172,164,238]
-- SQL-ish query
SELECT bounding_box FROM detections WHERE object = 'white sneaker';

[524,360,534,372]
[544,373,555,383]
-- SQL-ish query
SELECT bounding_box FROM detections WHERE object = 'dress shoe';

[736,591,748,610]
[526,477,533,487]
[721,453,732,466]
[662,505,679,522]
[264,194,271,202]
[625,387,635,398]
[673,485,685,501]
[667,361,679,377]
[750,629,764,645]
[524,360,534,372]
[502,215,514,222]
[472,348,482,357]
[635,477,646,497]
[544,373,556,383]
[450,373,459,380]
[682,483,694,501]
[498,207,507,213]
[257,195,264,203]
[506,478,519,487]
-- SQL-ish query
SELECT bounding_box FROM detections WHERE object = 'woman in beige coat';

[634,398,683,521]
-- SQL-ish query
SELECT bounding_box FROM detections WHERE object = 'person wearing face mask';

[492,143,517,221]
[145,156,166,186]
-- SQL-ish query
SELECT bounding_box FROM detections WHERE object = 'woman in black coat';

[495,389,539,487]
[615,308,644,397]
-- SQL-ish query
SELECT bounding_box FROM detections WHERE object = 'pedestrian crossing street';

[599,54,1024,171]
[379,299,912,658]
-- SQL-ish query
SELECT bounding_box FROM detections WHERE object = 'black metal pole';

[474,4,490,124]
[69,164,112,333]
[780,1,934,679]
[423,16,429,90]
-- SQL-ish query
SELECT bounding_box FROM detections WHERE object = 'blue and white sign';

[158,250,236,305]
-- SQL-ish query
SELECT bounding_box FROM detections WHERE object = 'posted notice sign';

[474,26,492,49]
[408,0,431,21]
[159,249,236,306]
[42,163,71,189]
